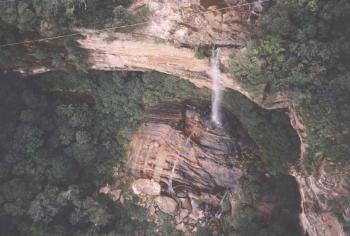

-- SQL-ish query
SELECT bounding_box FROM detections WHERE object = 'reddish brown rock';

[154,196,178,215]
[127,101,258,215]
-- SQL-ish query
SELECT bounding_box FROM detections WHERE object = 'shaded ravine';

[12,31,320,234]
[4,0,339,232]
[126,100,303,234]
[13,32,313,233]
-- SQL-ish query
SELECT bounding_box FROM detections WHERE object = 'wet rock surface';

[127,101,259,228]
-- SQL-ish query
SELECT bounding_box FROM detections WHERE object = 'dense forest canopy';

[0,0,148,69]
[1,0,348,235]
[230,0,350,168]
[0,69,301,235]
[0,71,208,235]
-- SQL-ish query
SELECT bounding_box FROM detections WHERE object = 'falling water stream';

[210,47,222,126]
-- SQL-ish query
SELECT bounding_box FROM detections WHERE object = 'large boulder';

[132,179,161,195]
[155,196,178,215]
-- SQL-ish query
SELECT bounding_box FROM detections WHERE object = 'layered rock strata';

[127,101,258,225]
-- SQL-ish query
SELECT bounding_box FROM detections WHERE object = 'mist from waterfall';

[210,47,222,126]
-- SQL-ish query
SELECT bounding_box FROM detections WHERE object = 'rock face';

[77,31,250,96]
[127,101,259,219]
[18,0,257,102]
[76,0,260,99]
[13,0,348,234]
[130,0,254,45]
[291,163,350,236]
[265,100,350,236]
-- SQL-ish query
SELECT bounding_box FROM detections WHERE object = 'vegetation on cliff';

[0,69,302,235]
[0,0,148,70]
[0,71,206,235]
[230,0,350,167]
[0,1,306,235]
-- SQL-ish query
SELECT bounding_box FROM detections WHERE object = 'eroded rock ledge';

[263,97,350,236]
[11,0,348,234]
[76,30,251,96]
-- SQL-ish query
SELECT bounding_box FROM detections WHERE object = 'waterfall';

[210,47,222,126]
[167,160,177,195]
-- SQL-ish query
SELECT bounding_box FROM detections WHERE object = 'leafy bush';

[0,70,206,235]
[230,0,350,164]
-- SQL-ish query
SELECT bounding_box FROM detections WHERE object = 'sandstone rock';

[189,199,204,220]
[128,102,247,202]
[112,180,121,189]
[99,184,110,194]
[126,101,257,226]
[291,162,350,236]
[149,204,156,216]
[133,0,253,45]
[155,196,178,215]
[179,209,189,221]
[179,197,192,210]
[120,195,125,204]
[110,189,121,201]
[132,179,161,195]
[176,223,186,232]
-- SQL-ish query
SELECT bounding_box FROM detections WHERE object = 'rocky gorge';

[0,0,349,235]
[92,1,349,235]
[78,1,350,234]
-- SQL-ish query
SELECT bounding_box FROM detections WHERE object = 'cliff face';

[292,164,349,236]
[126,102,249,233]
[80,1,349,235]
[76,0,254,96]
[14,0,349,235]
[129,0,252,45]
[76,30,255,100]
[266,99,350,236]
[76,0,256,100]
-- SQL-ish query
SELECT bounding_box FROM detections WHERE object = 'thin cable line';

[0,1,267,48]
[0,21,150,48]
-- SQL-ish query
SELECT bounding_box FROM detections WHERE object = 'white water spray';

[210,47,222,125]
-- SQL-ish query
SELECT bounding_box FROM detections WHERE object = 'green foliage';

[0,0,148,70]
[0,0,138,34]
[0,55,302,236]
[194,46,212,59]
[222,174,302,236]
[223,90,300,174]
[230,0,350,163]
[0,70,206,235]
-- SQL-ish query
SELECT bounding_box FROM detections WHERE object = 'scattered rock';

[179,197,192,210]
[192,227,198,233]
[112,180,121,189]
[176,223,186,232]
[176,208,189,223]
[155,196,178,215]
[99,184,110,194]
[189,199,204,220]
[120,195,125,204]
[134,0,253,45]
[110,189,121,201]
[149,204,156,216]
[132,179,161,195]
